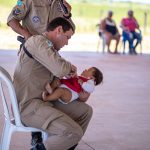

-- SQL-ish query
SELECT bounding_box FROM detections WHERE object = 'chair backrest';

[0,66,22,126]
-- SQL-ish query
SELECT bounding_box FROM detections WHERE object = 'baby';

[42,67,103,104]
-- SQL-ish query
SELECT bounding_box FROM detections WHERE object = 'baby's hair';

[92,67,103,86]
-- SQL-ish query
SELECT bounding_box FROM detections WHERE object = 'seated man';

[120,10,142,54]
[99,10,120,54]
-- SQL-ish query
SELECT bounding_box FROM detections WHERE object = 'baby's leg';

[42,87,72,103]
[46,78,61,94]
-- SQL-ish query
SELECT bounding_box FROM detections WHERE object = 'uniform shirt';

[122,17,138,32]
[7,0,75,35]
[13,35,72,112]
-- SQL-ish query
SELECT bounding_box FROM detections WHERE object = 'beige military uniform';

[7,0,75,35]
[14,35,92,149]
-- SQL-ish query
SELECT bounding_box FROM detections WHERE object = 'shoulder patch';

[46,40,53,47]
[32,16,40,23]
[13,2,25,17]
[17,0,26,6]
[13,7,22,16]
[17,0,23,6]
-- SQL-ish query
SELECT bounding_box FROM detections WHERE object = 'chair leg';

[102,38,106,53]
[96,39,100,53]
[123,41,126,54]
[1,121,14,150]
[140,42,142,55]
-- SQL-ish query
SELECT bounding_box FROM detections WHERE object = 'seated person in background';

[42,67,103,104]
[100,10,120,54]
[120,10,142,54]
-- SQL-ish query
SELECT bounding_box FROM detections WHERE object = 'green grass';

[0,0,150,34]
[0,0,16,7]
[70,2,150,34]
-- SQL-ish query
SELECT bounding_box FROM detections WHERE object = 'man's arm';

[100,19,106,32]
[133,17,139,29]
[7,0,32,39]
[120,19,129,32]
[26,36,75,78]
[8,19,32,40]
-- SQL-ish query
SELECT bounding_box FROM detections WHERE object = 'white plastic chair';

[0,66,48,150]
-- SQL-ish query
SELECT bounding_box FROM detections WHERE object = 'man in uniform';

[7,1,81,149]
[12,17,93,150]
[7,0,75,40]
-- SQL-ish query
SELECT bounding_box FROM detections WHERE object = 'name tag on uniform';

[46,40,53,47]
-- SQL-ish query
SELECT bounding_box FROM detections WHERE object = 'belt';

[23,45,34,59]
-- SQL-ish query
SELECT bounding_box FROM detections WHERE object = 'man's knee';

[86,104,93,120]
[65,125,83,142]
[45,124,83,150]
[45,115,84,141]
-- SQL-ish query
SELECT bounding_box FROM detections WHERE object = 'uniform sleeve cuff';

[63,13,72,19]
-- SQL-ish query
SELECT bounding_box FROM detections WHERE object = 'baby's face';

[81,67,95,79]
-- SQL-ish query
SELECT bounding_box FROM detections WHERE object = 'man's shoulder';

[27,35,55,51]
[29,35,45,42]
[31,0,48,6]
[25,35,46,48]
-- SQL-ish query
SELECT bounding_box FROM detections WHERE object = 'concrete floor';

[0,49,150,150]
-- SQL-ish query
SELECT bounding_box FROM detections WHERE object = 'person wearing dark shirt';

[99,10,120,54]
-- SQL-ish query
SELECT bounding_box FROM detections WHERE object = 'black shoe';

[31,132,46,150]
[30,143,46,150]
[67,144,78,150]
[133,49,137,55]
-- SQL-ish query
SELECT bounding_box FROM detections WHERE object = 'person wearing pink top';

[121,10,142,54]
[99,10,121,54]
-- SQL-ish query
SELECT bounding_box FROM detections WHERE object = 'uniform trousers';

[21,99,93,150]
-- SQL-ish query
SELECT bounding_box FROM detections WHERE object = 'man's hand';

[78,91,90,102]
[69,65,77,77]
[63,0,72,14]
[78,79,83,85]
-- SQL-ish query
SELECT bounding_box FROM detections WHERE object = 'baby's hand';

[70,64,77,77]
[45,83,53,94]
[42,91,48,101]
[78,91,90,102]
[78,79,83,85]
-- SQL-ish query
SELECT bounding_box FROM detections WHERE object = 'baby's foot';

[42,91,48,101]
[45,83,52,94]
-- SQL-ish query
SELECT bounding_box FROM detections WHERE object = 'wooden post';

[144,12,147,33]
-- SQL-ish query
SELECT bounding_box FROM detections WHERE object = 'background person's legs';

[113,34,121,53]
[103,32,113,53]
[122,31,134,54]
[132,31,142,51]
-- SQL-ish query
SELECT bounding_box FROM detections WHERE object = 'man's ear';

[55,26,63,35]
